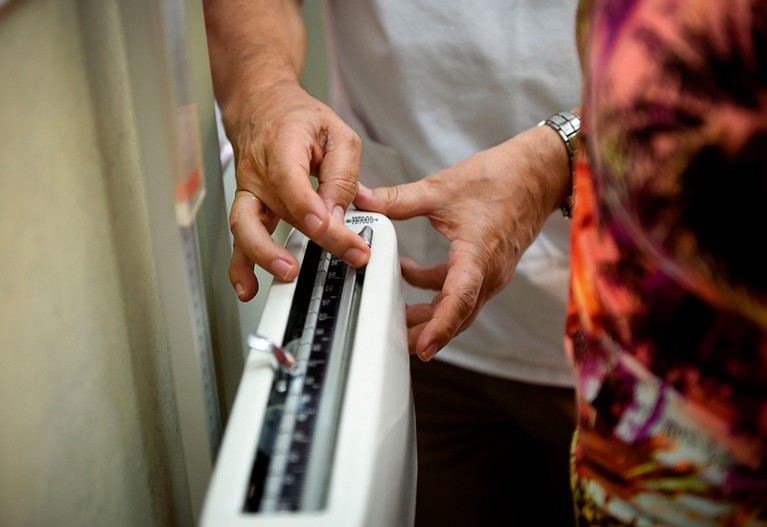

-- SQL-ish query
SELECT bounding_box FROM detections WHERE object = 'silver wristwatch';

[537,110,581,218]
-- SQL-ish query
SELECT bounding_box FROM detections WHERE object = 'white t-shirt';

[324,0,581,387]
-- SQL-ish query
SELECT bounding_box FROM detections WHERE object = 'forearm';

[202,0,307,134]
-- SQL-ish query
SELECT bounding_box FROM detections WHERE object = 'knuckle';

[228,211,240,234]
[335,176,358,202]
[455,285,479,314]
[378,185,401,210]
[229,205,248,234]
[238,146,267,179]
[345,128,361,149]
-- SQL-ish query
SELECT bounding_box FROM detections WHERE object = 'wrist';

[537,110,581,218]
[494,126,573,223]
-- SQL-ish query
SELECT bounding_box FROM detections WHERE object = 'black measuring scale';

[243,226,373,513]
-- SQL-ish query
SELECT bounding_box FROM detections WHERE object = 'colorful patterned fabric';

[568,1,767,525]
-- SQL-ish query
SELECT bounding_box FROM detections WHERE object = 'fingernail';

[235,282,246,299]
[342,247,368,268]
[420,344,438,362]
[304,213,324,233]
[271,258,296,281]
[333,205,345,222]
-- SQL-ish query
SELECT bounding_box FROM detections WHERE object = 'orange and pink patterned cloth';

[567,0,767,524]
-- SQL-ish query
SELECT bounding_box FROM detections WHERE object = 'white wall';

[302,0,330,103]
[0,0,209,524]
[0,0,332,523]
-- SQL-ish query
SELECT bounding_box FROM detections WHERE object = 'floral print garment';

[568,0,767,525]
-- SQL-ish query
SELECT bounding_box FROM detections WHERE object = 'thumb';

[353,180,437,220]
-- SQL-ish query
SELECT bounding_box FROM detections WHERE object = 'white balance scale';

[201,211,417,526]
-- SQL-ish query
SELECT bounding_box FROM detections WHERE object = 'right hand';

[225,81,371,300]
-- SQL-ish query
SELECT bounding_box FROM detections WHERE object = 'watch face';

[542,112,580,161]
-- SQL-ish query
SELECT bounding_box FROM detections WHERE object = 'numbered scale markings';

[244,227,372,513]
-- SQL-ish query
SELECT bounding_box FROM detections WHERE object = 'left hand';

[353,124,571,361]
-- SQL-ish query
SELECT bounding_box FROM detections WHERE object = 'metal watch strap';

[537,110,580,218]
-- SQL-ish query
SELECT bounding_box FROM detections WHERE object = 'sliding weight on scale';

[244,225,373,513]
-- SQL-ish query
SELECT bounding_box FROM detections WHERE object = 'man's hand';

[203,0,370,301]
[353,125,571,361]
[227,82,371,301]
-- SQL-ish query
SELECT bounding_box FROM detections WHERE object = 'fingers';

[354,180,438,220]
[297,207,370,268]
[229,244,259,301]
[228,87,371,301]
[229,192,299,292]
[407,322,428,357]
[397,248,486,360]
[258,146,371,270]
[315,128,361,215]
[406,303,434,328]
[400,258,448,291]
[401,275,482,362]
[414,250,486,361]
[403,303,434,356]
